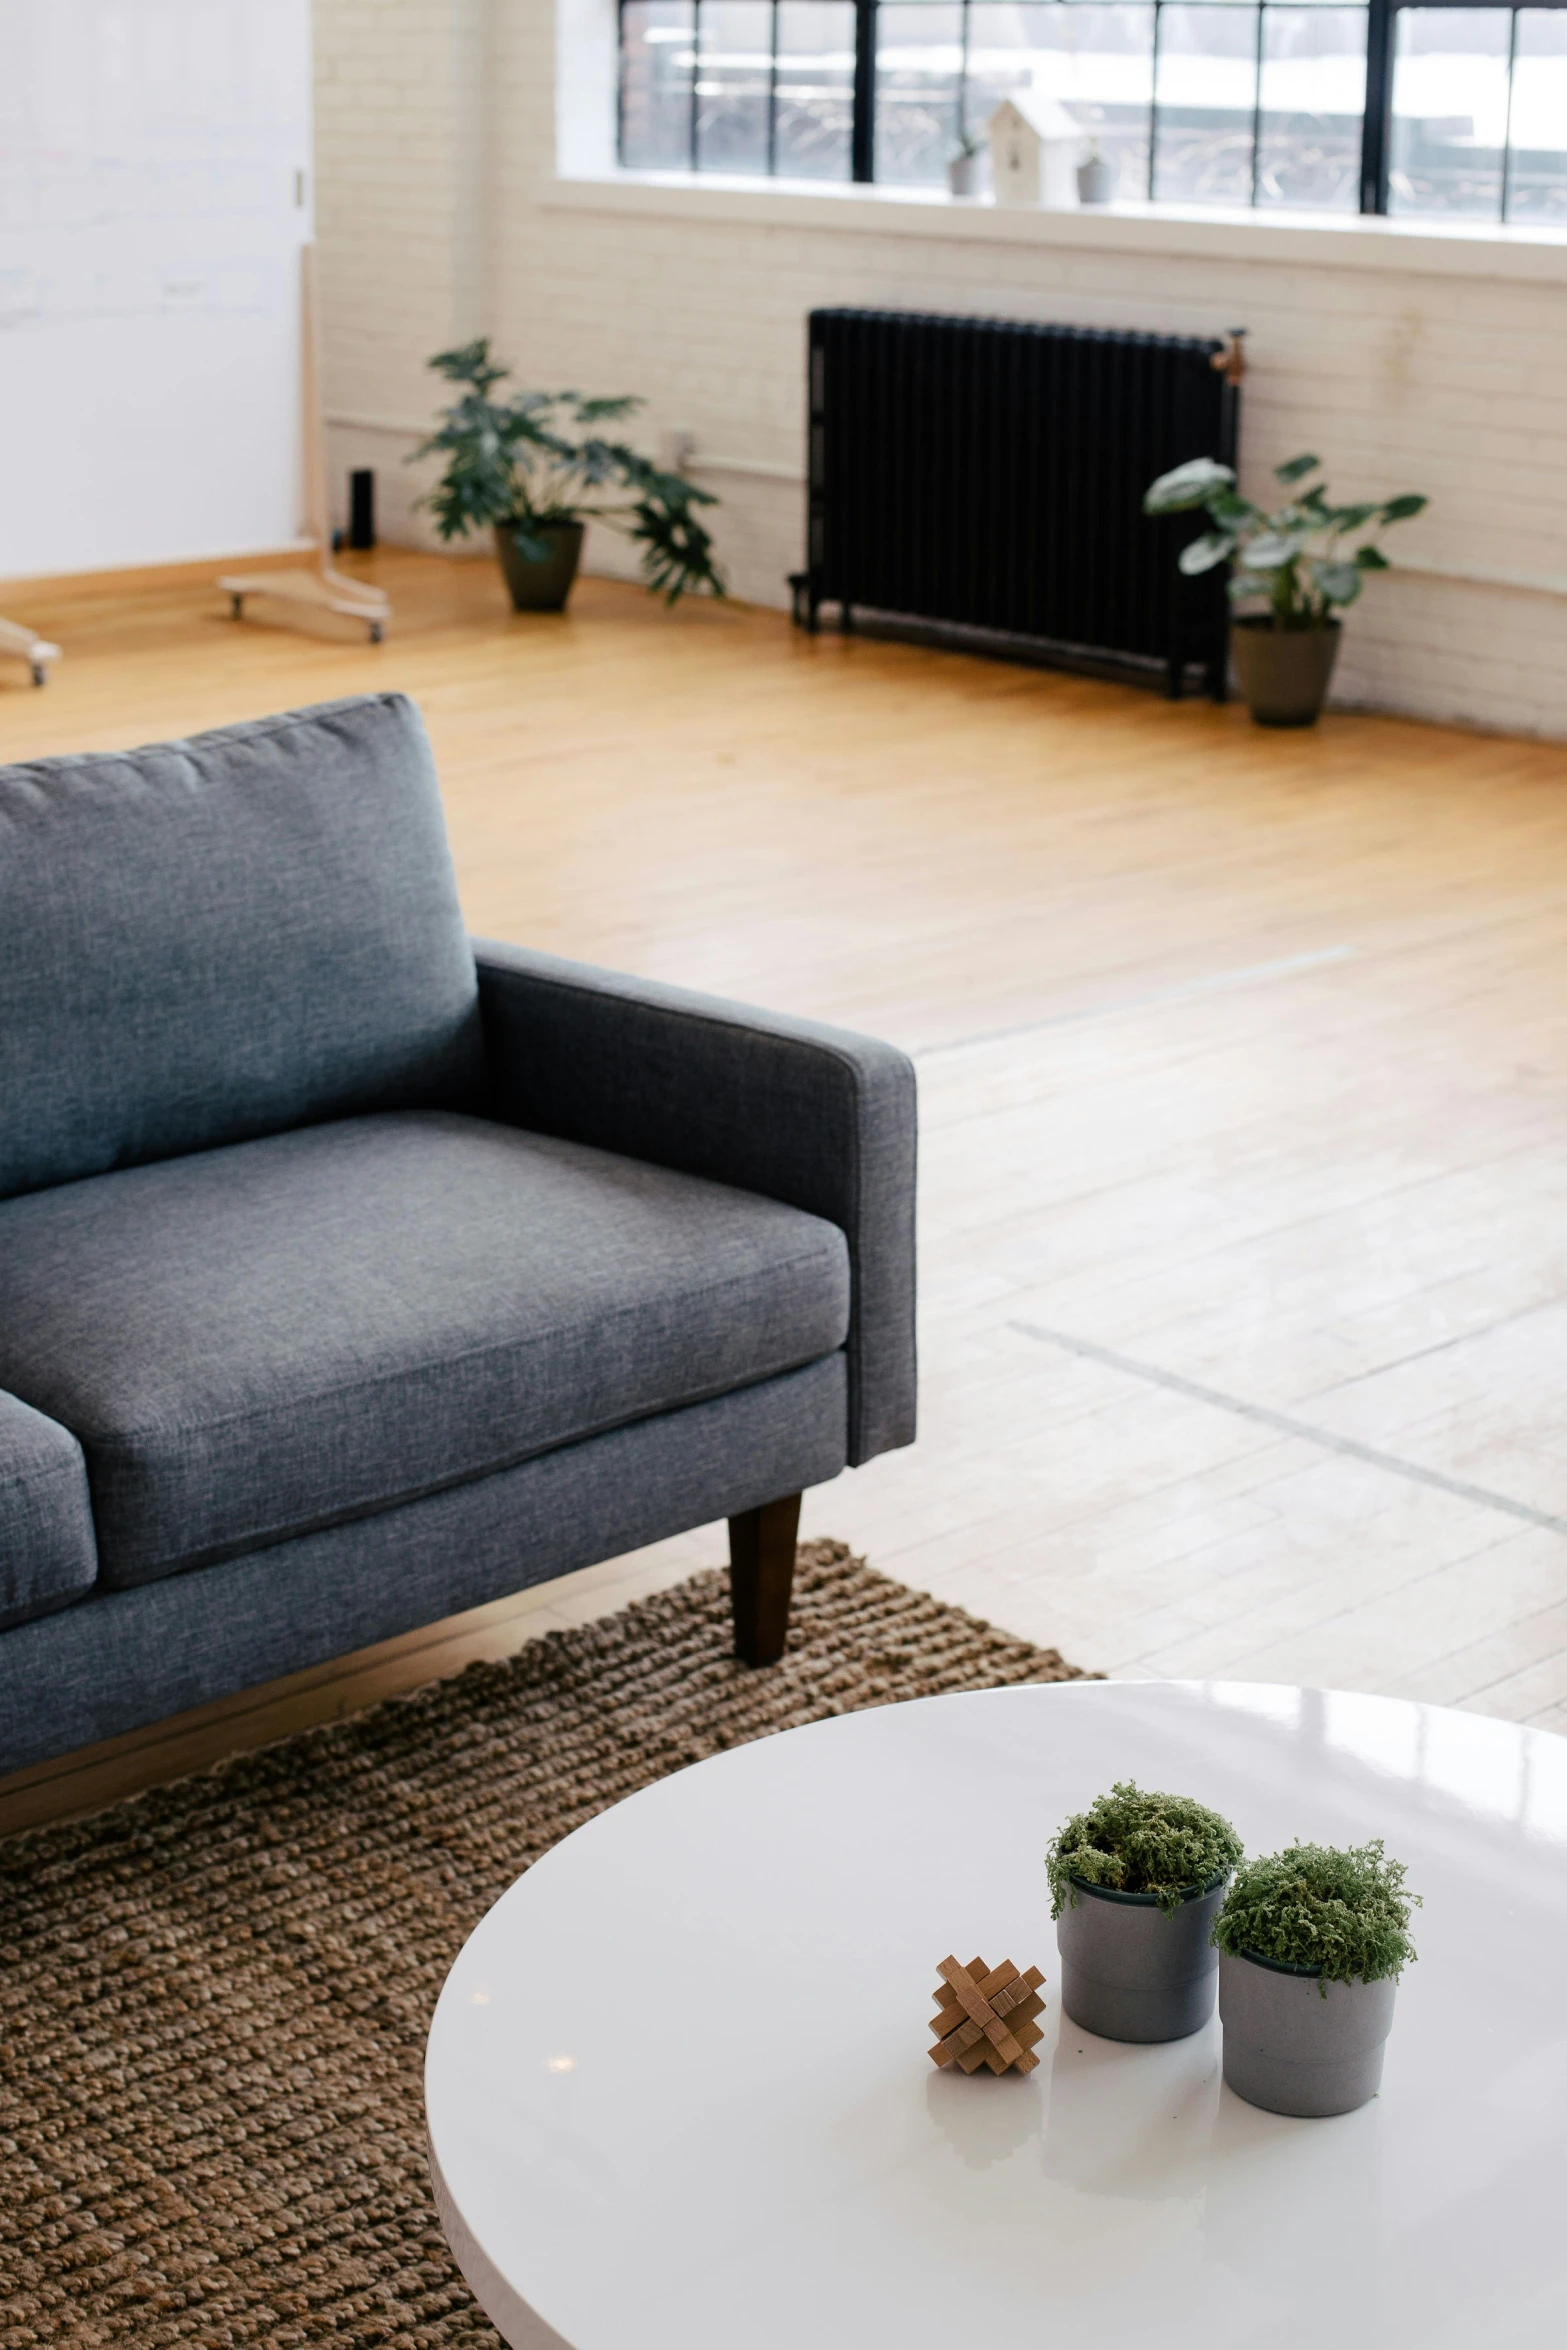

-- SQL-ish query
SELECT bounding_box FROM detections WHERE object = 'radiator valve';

[1210,329,1248,387]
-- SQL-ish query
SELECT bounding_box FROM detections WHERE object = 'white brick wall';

[315,0,1567,738]
[313,0,491,546]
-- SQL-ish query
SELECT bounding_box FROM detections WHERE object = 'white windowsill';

[541,169,1567,283]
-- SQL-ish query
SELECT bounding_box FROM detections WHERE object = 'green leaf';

[1380,492,1428,523]
[1311,559,1362,606]
[1144,456,1236,515]
[1242,531,1308,571]
[1228,571,1273,600]
[427,338,511,398]
[1356,543,1391,570]
[1208,490,1263,527]
[1177,531,1234,576]
[1274,451,1321,484]
[571,394,642,424]
[630,495,727,604]
[1323,501,1377,533]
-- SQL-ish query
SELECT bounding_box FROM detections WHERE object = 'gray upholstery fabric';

[0,1111,849,1590]
[0,695,484,1201]
[0,1390,98,1633]
[0,1356,846,1775]
[474,941,917,1466]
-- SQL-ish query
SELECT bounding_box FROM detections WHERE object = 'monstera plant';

[414,340,725,613]
[1145,452,1428,727]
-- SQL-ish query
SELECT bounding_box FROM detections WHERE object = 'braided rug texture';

[1,1542,1092,2349]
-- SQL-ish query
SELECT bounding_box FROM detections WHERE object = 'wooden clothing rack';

[219,243,391,643]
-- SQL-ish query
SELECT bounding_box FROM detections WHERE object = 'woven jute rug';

[0,1542,1092,2349]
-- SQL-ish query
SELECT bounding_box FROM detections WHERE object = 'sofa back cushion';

[0,693,485,1200]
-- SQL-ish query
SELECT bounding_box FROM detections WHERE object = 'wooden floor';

[5,546,1567,1834]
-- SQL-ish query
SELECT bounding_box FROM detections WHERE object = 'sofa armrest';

[473,940,916,1467]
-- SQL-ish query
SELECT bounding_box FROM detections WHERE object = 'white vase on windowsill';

[1077,145,1116,204]
[947,143,985,199]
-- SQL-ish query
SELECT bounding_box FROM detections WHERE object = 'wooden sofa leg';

[729,1493,802,1667]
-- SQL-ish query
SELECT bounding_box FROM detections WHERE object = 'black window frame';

[618,0,1567,218]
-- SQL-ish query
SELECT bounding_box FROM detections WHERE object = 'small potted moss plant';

[413,340,725,612]
[1214,1841,1419,2117]
[1048,1781,1243,2043]
[1143,452,1427,727]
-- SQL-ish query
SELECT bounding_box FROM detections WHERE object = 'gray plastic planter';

[493,520,585,612]
[1220,1950,1397,2116]
[1056,1875,1228,2043]
[1230,617,1342,726]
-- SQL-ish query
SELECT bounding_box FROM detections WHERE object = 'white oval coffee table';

[426,1681,1567,2350]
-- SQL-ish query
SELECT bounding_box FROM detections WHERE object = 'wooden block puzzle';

[928,1954,1046,2076]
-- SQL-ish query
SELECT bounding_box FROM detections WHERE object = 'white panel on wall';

[0,0,312,577]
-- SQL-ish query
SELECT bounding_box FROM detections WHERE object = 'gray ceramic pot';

[1077,156,1115,204]
[1056,1875,1228,2043]
[1229,617,1341,727]
[1220,1950,1397,2117]
[494,520,585,612]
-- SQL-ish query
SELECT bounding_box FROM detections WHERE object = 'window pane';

[967,5,1154,203]
[1389,7,1510,219]
[1153,3,1260,205]
[1256,5,1365,209]
[1508,10,1567,222]
[696,0,773,172]
[775,1,855,178]
[621,0,695,170]
[875,1,963,184]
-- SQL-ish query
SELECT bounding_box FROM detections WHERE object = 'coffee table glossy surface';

[426,1682,1567,2350]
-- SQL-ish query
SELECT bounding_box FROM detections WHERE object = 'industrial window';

[617,0,1567,218]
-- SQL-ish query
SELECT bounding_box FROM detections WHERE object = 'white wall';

[313,0,491,546]
[314,0,1567,739]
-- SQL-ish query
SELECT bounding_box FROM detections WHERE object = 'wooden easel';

[0,614,61,686]
[219,243,390,642]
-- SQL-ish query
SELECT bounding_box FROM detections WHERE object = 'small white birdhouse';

[987,93,1080,209]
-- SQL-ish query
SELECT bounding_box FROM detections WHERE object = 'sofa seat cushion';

[0,1391,99,1631]
[0,1112,851,1590]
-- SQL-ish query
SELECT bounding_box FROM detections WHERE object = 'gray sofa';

[0,693,915,1779]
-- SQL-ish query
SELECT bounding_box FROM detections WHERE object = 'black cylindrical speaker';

[348,469,376,551]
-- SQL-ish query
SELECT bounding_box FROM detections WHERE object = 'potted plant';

[412,340,725,612]
[1143,452,1428,727]
[1047,1780,1243,2042]
[1214,1840,1420,2116]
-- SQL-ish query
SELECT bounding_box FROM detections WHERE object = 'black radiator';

[798,308,1240,700]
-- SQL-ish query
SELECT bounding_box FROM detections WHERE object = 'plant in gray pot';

[1048,1781,1243,2043]
[1214,1840,1420,2117]
[413,339,725,612]
[1143,452,1427,727]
